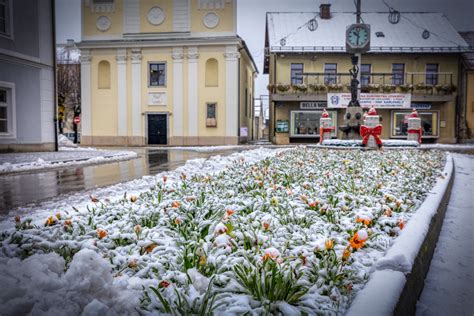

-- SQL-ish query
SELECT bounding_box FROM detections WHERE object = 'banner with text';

[327,93,412,109]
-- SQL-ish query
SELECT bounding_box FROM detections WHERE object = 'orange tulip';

[325,239,334,250]
[398,219,405,230]
[45,216,56,227]
[342,246,351,262]
[263,222,270,231]
[356,217,372,226]
[145,243,157,253]
[96,228,108,239]
[171,201,181,208]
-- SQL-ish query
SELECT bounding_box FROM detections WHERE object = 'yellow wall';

[239,51,255,139]
[466,73,474,135]
[198,47,227,137]
[275,53,459,86]
[83,0,124,37]
[140,0,174,33]
[270,53,460,143]
[190,0,235,33]
[90,52,118,136]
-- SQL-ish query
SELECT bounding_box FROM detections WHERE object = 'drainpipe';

[237,54,241,142]
[52,0,58,151]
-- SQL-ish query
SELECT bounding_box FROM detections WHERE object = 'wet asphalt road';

[1,146,472,214]
[0,148,245,213]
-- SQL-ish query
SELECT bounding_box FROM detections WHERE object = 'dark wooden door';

[148,114,167,145]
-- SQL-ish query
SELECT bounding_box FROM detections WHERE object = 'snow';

[0,148,138,175]
[321,139,419,147]
[347,270,406,316]
[58,134,78,148]
[375,154,453,273]
[0,249,140,315]
[267,12,469,52]
[416,154,474,315]
[0,147,450,314]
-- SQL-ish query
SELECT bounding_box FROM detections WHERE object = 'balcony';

[268,72,456,102]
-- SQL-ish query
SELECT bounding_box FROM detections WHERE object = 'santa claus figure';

[407,109,422,144]
[319,109,334,144]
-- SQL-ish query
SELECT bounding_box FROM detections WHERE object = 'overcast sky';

[56,0,474,98]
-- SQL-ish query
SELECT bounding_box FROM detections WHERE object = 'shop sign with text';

[327,93,412,109]
[300,102,327,109]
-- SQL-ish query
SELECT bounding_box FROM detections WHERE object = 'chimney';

[319,4,331,19]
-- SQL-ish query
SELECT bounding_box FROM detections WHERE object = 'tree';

[57,42,81,141]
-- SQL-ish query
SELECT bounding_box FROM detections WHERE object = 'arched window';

[98,60,111,89]
[205,58,218,87]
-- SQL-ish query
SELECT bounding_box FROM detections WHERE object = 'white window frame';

[0,81,16,139]
[290,110,337,138]
[0,0,13,39]
[148,61,167,88]
[390,110,440,139]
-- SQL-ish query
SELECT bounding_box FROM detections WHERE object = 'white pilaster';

[187,47,199,137]
[224,46,240,137]
[116,49,128,136]
[123,0,140,33]
[80,50,92,136]
[131,49,142,137]
[39,68,55,143]
[172,47,184,137]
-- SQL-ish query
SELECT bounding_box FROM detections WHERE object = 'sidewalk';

[0,147,138,175]
[416,154,474,315]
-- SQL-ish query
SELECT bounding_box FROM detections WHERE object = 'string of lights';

[274,14,319,47]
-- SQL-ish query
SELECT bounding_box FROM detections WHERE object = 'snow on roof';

[266,12,470,53]
[460,32,474,69]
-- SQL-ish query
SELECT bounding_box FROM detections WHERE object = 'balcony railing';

[268,72,456,95]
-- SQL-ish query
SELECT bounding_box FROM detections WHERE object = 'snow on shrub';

[0,147,445,314]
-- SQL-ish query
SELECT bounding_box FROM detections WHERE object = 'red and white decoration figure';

[407,109,422,144]
[319,109,334,144]
[360,107,383,148]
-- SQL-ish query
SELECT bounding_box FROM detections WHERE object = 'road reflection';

[0,148,242,213]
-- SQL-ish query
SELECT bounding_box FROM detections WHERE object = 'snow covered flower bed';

[0,148,446,314]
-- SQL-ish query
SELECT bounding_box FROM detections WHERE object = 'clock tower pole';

[355,0,362,100]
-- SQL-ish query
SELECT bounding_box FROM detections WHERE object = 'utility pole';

[355,0,362,99]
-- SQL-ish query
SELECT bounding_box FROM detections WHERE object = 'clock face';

[347,25,370,47]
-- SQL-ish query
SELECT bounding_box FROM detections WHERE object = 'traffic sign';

[73,116,81,124]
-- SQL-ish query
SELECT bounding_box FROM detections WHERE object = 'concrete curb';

[348,153,454,315]
[394,156,455,315]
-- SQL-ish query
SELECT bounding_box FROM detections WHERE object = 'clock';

[346,24,371,53]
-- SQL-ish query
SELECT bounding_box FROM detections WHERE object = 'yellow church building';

[78,0,257,146]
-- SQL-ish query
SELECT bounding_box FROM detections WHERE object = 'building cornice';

[0,50,53,70]
[77,36,242,49]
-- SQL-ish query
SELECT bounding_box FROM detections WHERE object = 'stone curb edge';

[347,153,454,315]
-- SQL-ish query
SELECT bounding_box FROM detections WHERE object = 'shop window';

[0,0,11,37]
[392,63,405,85]
[426,64,439,85]
[98,60,111,89]
[0,83,15,137]
[291,63,303,85]
[324,63,337,85]
[361,64,371,86]
[205,58,218,87]
[206,103,217,127]
[290,110,337,137]
[149,62,166,87]
[391,111,439,138]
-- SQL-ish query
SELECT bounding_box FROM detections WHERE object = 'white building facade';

[0,0,56,152]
